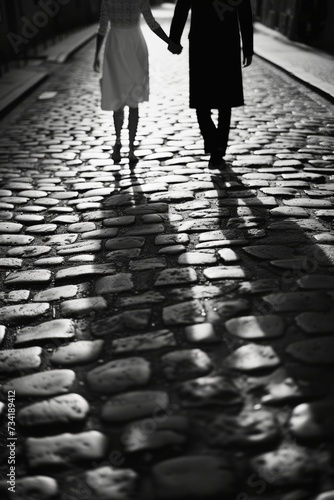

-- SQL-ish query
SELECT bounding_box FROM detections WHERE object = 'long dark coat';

[169,0,254,109]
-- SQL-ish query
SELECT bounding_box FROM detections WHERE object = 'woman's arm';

[152,26,173,45]
[94,34,105,72]
[93,0,108,72]
[141,0,182,53]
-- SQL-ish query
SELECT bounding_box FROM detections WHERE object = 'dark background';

[0,0,333,77]
[252,0,334,52]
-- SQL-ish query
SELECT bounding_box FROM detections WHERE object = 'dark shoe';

[129,150,139,166]
[112,140,122,163]
[208,151,223,168]
[217,146,226,157]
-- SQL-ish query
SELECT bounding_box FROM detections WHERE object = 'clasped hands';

[168,41,183,55]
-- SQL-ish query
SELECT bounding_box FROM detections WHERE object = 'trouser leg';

[217,107,232,156]
[195,107,218,154]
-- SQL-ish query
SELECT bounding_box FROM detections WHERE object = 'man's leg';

[195,107,218,154]
[217,107,232,157]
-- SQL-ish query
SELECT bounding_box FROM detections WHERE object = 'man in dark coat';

[168,0,254,167]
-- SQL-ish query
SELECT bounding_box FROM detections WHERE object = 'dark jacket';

[170,0,254,108]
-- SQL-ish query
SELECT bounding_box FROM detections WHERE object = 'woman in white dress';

[94,0,181,165]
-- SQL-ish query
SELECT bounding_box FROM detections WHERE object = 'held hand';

[168,41,183,55]
[243,55,252,67]
[93,56,101,73]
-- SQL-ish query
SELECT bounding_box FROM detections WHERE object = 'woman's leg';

[113,107,124,141]
[128,106,139,164]
[112,107,124,163]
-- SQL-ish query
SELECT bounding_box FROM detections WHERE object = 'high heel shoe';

[112,139,122,163]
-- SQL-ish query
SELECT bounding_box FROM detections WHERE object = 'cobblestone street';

[1,11,334,500]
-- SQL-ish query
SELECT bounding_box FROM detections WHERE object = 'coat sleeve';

[237,0,254,57]
[169,0,191,44]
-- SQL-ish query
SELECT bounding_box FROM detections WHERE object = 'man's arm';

[152,26,183,54]
[237,0,254,66]
[141,0,182,53]
[169,0,192,45]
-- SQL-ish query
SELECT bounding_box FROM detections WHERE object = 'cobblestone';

[0,12,334,500]
[17,393,90,427]
[0,476,59,500]
[2,369,76,397]
[101,390,169,423]
[84,466,138,499]
[50,339,104,365]
[250,446,321,487]
[26,430,108,468]
[152,455,236,499]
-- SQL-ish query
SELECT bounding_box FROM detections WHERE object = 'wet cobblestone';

[0,15,334,500]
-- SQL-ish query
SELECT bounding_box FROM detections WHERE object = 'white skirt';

[100,26,149,111]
